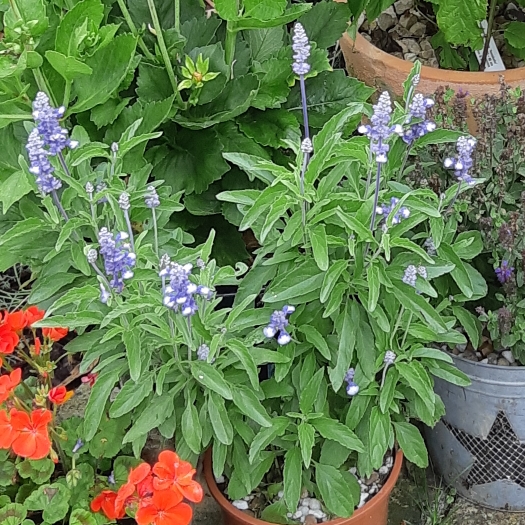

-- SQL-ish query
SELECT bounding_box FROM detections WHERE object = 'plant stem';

[187,317,192,361]
[225,22,237,77]
[369,162,382,231]
[51,429,70,471]
[174,0,180,32]
[390,305,405,349]
[58,152,72,178]
[146,0,184,107]
[480,0,498,71]
[62,81,71,109]
[51,190,69,221]
[116,0,156,61]
[401,311,413,348]
[32,68,57,107]
[398,147,411,181]
[152,208,159,257]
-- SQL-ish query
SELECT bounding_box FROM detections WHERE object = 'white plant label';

[475,20,506,72]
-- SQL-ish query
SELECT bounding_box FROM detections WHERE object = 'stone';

[215,475,225,484]
[302,498,311,507]
[404,53,418,63]
[278,490,284,499]
[462,350,478,362]
[309,500,321,511]
[399,12,417,29]
[243,510,255,518]
[398,38,421,54]
[232,500,249,510]
[287,513,293,518]
[365,472,379,485]
[310,510,324,520]
[394,0,413,15]
[497,357,510,366]
[349,467,357,475]
[420,39,433,52]
[480,345,493,358]
[480,358,489,364]
[476,351,482,359]
[378,7,397,31]
[301,489,309,499]
[502,350,515,364]
[299,506,310,516]
[456,343,467,352]
[300,516,305,523]
[362,33,372,42]
[304,515,317,525]
[421,49,436,60]
[379,465,389,475]
[511,362,519,366]
[452,347,460,355]
[293,511,303,520]
[488,353,499,365]
[409,21,427,37]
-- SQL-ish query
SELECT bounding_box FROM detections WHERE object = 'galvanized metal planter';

[425,354,525,511]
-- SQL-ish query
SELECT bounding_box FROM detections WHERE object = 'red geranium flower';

[33,337,41,356]
[0,368,22,403]
[136,489,192,525]
[48,386,74,405]
[91,490,125,520]
[3,311,27,332]
[152,451,203,503]
[10,408,52,459]
[0,408,18,449]
[42,327,68,342]
[115,463,152,513]
[0,325,19,355]
[81,373,97,387]
[24,306,45,327]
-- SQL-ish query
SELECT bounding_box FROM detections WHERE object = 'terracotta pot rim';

[341,32,525,85]
[204,448,404,525]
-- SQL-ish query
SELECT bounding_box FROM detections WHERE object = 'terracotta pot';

[338,30,525,99]
[203,449,404,525]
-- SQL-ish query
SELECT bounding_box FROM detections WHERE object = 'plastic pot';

[203,449,403,525]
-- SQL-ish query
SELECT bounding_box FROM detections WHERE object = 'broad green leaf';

[316,463,356,517]
[299,1,350,49]
[369,407,390,468]
[379,368,398,414]
[336,208,374,242]
[232,4,311,31]
[249,417,289,463]
[309,224,329,271]
[190,361,232,399]
[393,422,428,468]
[122,327,141,381]
[109,375,154,418]
[452,306,482,350]
[16,459,54,484]
[390,237,435,265]
[438,243,473,298]
[367,263,380,312]
[283,448,302,513]
[319,439,351,468]
[410,347,453,363]
[4,0,48,37]
[300,367,325,414]
[505,21,525,49]
[427,361,471,387]
[227,339,259,389]
[24,483,70,523]
[298,422,315,468]
[214,0,239,20]
[435,0,486,47]
[45,51,92,82]
[329,301,356,391]
[245,27,285,62]
[232,385,272,427]
[69,509,97,525]
[0,169,33,213]
[72,34,137,113]
[412,129,465,149]
[208,392,234,445]
[299,325,330,360]
[182,397,202,454]
[396,361,435,413]
[320,260,347,304]
[212,440,227,478]
[312,417,364,452]
[0,504,26,525]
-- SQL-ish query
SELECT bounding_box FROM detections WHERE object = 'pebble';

[398,38,421,54]
[488,353,499,365]
[404,53,418,62]
[215,475,225,484]
[300,516,305,523]
[409,21,426,37]
[365,472,379,485]
[302,498,311,507]
[287,513,293,518]
[502,350,515,364]
[462,350,478,362]
[498,357,510,366]
[456,343,467,352]
[399,12,417,29]
[394,0,413,15]
[349,467,357,475]
[304,515,317,525]
[278,491,284,499]
[301,489,309,499]
[293,511,303,520]
[232,500,249,510]
[379,466,389,475]
[309,500,321,511]
[310,510,325,519]
[378,6,397,31]
[299,506,310,516]
[475,351,482,359]
[480,358,489,364]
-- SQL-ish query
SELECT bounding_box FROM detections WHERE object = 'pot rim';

[203,448,404,525]
[341,32,525,85]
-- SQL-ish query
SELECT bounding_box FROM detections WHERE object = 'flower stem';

[390,305,405,349]
[116,0,156,61]
[146,0,185,107]
[369,162,382,231]
[174,0,180,32]
[187,317,192,361]
[51,190,69,222]
[152,208,159,257]
[398,147,411,181]
[480,0,498,71]
[58,152,72,178]
[225,22,237,77]
[401,311,413,348]
[123,209,135,253]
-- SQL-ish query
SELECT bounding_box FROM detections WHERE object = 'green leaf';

[312,417,364,452]
[309,224,329,271]
[260,500,290,525]
[369,407,390,468]
[245,27,284,61]
[232,4,311,30]
[71,34,137,113]
[320,260,347,304]
[367,263,380,312]
[427,361,471,387]
[412,129,465,149]
[283,448,302,513]
[16,459,54,484]
[390,237,435,265]
[505,21,525,49]
[336,208,374,242]
[24,483,70,524]
[299,325,330,360]
[182,397,202,454]
[319,439,351,468]
[109,374,154,418]
[396,361,435,413]
[4,0,48,37]
[212,440,227,478]
[379,368,398,414]
[300,367,325,414]
[232,385,272,427]
[434,0,486,47]
[299,1,350,49]
[410,348,453,363]
[45,51,92,82]
[83,367,122,441]
[452,306,482,350]
[122,328,141,382]
[69,509,98,525]
[329,302,357,391]
[438,243,473,298]
[190,361,232,399]
[316,463,356,518]
[249,417,289,463]
[298,422,315,468]
[214,0,239,19]
[227,339,259,389]
[0,504,26,525]
[393,422,428,468]
[0,169,33,213]
[208,392,234,445]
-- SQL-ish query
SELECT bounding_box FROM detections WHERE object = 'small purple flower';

[263,305,295,346]
[359,92,403,164]
[98,228,136,293]
[160,261,212,316]
[72,439,84,454]
[402,265,417,287]
[444,136,477,186]
[344,368,359,396]
[402,94,436,144]
[292,23,311,76]
[145,185,160,208]
[26,128,62,194]
[376,197,410,225]
[495,260,514,284]
[384,351,396,365]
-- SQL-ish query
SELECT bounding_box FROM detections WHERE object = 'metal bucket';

[425,354,525,511]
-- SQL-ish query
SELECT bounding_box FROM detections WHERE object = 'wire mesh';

[444,412,525,488]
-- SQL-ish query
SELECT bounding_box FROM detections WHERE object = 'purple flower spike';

[145,185,160,208]
[263,305,295,346]
[495,260,514,284]
[292,23,311,76]
[376,197,410,225]
[402,94,436,144]
[98,228,136,293]
[344,368,359,397]
[26,129,62,194]
[444,136,477,186]
[359,92,403,164]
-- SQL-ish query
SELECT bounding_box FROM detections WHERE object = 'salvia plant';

[217,43,474,517]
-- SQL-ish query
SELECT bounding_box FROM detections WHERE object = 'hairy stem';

[369,162,382,232]
[116,0,156,61]
[152,208,159,257]
[51,190,69,222]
